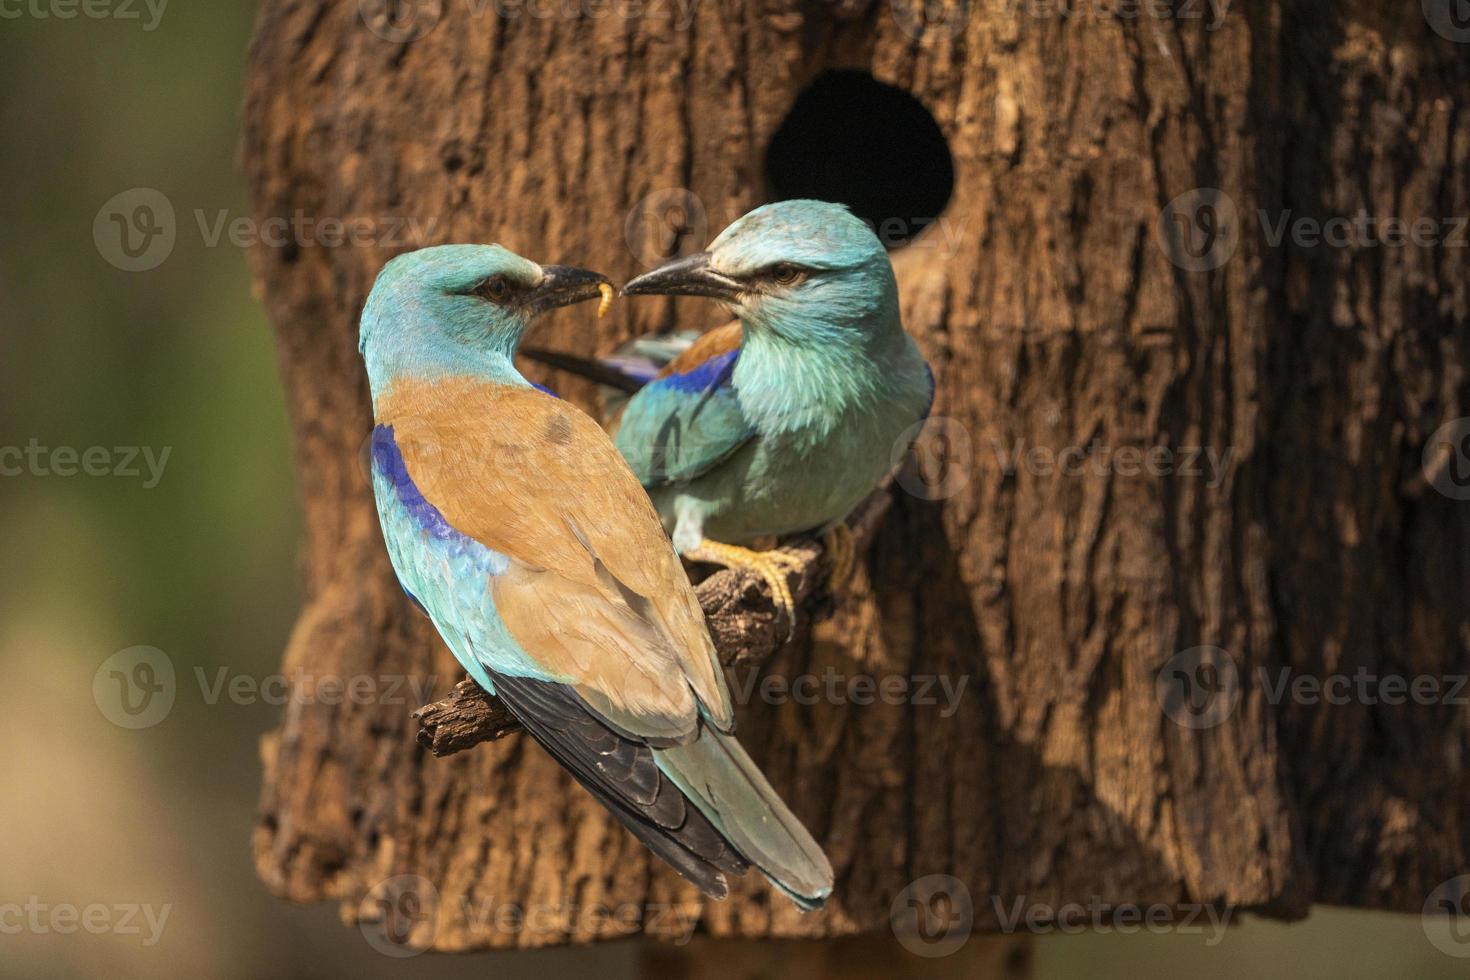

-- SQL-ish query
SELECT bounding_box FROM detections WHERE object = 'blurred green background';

[0,4,1462,978]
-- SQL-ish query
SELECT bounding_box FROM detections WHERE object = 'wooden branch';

[412,484,896,756]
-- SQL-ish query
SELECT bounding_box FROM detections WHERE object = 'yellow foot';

[822,524,856,592]
[684,540,805,623]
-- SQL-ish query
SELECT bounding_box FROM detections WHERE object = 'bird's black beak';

[529,265,613,315]
[621,252,743,302]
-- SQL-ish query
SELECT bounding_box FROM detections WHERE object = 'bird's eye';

[769,264,805,286]
[474,275,512,302]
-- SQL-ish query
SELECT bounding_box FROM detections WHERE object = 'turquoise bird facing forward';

[615,200,934,616]
[360,244,832,909]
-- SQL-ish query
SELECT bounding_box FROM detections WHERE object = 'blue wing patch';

[372,425,461,540]
[615,349,757,488]
[370,424,520,690]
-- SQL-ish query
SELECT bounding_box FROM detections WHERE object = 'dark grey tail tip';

[703,876,830,911]
[784,885,834,913]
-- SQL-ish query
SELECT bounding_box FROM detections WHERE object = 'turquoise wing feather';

[369,425,533,692]
[614,344,757,489]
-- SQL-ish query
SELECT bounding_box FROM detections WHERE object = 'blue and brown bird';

[360,244,833,909]
[534,200,935,619]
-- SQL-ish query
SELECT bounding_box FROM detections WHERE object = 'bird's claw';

[684,540,804,636]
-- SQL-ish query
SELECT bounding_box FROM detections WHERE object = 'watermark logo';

[95,647,442,729]
[1157,188,1239,272]
[1161,189,1468,272]
[1156,646,1240,730]
[1423,0,1470,42]
[727,667,968,716]
[994,895,1233,943]
[93,646,176,729]
[893,421,1235,500]
[360,874,440,956]
[1423,874,1470,957]
[361,0,699,39]
[94,188,176,272]
[1259,211,1467,249]
[194,208,437,252]
[0,898,171,945]
[193,667,440,708]
[995,0,1229,30]
[868,214,972,257]
[458,895,700,943]
[0,0,168,31]
[1424,417,1470,501]
[895,416,973,501]
[497,0,699,27]
[0,440,171,487]
[891,874,973,957]
[888,0,970,41]
[360,0,444,41]
[986,437,1233,488]
[95,188,439,272]
[625,188,708,268]
[1259,666,1468,707]
[1157,646,1469,728]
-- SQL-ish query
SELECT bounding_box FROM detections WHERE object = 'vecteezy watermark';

[985,437,1234,489]
[93,647,442,729]
[493,0,698,27]
[0,440,171,488]
[892,419,1235,502]
[1157,188,1242,272]
[357,874,701,955]
[623,186,969,266]
[626,187,709,268]
[1258,211,1469,250]
[0,898,171,946]
[1157,646,1470,729]
[1423,874,1470,958]
[193,209,438,253]
[1257,666,1470,708]
[359,0,698,42]
[93,188,176,273]
[93,646,176,730]
[1423,0,1470,43]
[865,214,972,257]
[889,0,1229,41]
[93,187,439,272]
[359,875,440,957]
[193,666,441,709]
[895,416,973,501]
[0,0,167,30]
[993,895,1234,944]
[1158,187,1470,272]
[891,874,974,957]
[457,894,701,945]
[727,667,968,717]
[887,0,971,40]
[1156,646,1241,730]
[1423,417,1470,501]
[997,0,1229,29]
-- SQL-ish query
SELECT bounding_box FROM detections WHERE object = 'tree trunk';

[244,0,1469,952]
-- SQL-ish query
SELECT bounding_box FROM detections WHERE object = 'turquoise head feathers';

[623,200,900,350]
[360,244,609,402]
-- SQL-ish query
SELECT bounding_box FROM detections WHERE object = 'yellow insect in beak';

[597,282,614,319]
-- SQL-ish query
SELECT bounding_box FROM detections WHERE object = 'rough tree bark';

[244,0,1469,955]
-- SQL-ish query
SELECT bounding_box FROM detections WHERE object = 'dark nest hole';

[765,70,955,249]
